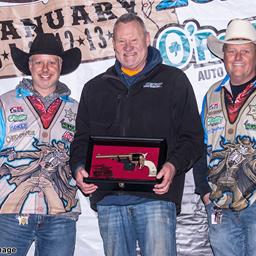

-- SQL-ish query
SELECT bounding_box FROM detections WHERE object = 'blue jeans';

[0,214,76,256]
[97,200,177,256]
[205,202,256,256]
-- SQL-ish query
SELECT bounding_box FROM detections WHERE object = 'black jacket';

[70,60,203,213]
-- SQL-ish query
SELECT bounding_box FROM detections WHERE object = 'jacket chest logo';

[143,82,163,88]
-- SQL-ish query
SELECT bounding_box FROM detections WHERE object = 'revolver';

[96,153,157,177]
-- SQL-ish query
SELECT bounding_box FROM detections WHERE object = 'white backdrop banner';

[0,0,255,255]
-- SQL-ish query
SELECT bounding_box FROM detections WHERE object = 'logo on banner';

[155,0,228,10]
[0,0,250,80]
[154,18,256,80]
[0,0,178,78]
[0,0,48,5]
[155,20,223,70]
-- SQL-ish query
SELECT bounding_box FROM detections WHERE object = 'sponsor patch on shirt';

[143,82,163,88]
[8,114,27,122]
[61,119,75,132]
[64,108,76,122]
[207,126,225,134]
[244,120,256,131]
[6,130,35,143]
[62,131,74,143]
[209,103,219,111]
[10,122,28,132]
[10,106,24,113]
[247,104,256,120]
[207,116,223,126]
[208,102,222,115]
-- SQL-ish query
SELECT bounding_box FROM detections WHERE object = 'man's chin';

[122,63,141,71]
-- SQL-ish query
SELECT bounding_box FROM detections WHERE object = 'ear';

[58,56,63,69]
[145,32,150,47]
[112,39,116,52]
[28,59,33,73]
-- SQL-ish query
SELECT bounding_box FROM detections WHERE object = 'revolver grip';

[144,160,157,177]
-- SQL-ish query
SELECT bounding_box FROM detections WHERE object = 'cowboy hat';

[11,33,81,75]
[207,19,256,59]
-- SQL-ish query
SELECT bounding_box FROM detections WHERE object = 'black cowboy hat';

[11,33,81,75]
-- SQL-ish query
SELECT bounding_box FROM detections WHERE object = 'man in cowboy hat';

[0,33,81,256]
[193,18,256,256]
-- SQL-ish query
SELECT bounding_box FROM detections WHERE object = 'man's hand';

[202,192,211,205]
[153,162,176,194]
[75,167,98,195]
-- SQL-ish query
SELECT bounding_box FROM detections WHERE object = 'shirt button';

[228,128,234,134]
[42,131,48,138]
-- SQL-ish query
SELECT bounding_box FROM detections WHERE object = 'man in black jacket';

[70,13,203,256]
